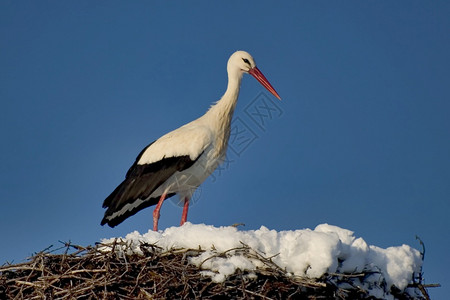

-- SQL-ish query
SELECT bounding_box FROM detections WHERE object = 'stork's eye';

[242,58,251,65]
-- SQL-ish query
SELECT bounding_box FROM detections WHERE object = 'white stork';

[101,50,281,231]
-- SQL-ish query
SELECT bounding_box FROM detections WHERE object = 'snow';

[102,223,422,298]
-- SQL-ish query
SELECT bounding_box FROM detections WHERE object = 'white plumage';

[138,124,213,165]
[101,50,280,231]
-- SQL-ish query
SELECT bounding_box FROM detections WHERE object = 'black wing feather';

[101,141,201,227]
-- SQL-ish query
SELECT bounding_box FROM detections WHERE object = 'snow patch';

[102,223,422,297]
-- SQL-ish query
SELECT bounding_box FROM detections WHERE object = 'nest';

[0,240,434,299]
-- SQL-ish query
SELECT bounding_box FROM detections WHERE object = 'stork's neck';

[206,68,243,126]
[203,68,243,157]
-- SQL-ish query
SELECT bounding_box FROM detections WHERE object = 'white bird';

[101,50,281,231]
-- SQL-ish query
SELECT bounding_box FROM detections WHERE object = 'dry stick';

[198,245,252,269]
[244,288,275,300]
[417,283,431,300]
[131,264,146,294]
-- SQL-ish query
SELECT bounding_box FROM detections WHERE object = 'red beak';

[249,67,281,100]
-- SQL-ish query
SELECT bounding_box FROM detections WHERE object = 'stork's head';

[228,50,257,72]
[228,50,281,100]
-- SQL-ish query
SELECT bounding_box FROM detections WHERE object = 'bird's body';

[101,51,280,230]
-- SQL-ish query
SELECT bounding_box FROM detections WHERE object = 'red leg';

[153,193,167,231]
[180,197,190,226]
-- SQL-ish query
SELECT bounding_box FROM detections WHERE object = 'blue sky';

[1,1,448,298]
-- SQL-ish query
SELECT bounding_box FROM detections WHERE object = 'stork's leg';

[153,193,167,231]
[180,197,190,226]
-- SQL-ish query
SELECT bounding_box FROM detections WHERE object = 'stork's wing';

[101,124,212,227]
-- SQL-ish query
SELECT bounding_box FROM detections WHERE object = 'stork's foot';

[180,197,190,226]
[152,211,159,231]
[153,193,167,231]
